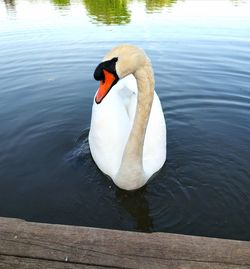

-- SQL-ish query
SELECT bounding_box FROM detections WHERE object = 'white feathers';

[89,74,166,188]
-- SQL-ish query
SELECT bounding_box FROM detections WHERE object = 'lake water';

[1,0,250,241]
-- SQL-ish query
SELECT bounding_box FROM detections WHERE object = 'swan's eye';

[94,57,118,81]
[94,65,104,81]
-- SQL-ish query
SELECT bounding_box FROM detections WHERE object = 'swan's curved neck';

[115,64,154,190]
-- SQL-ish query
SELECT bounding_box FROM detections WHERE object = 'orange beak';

[95,69,116,104]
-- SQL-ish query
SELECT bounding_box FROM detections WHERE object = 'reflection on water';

[83,0,178,24]
[116,188,153,232]
[3,0,16,15]
[2,0,250,24]
[1,0,250,241]
[51,0,70,8]
[144,0,177,12]
[83,0,130,25]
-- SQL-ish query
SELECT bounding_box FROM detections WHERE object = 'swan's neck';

[115,65,154,190]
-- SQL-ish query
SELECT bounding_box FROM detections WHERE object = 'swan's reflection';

[115,187,153,232]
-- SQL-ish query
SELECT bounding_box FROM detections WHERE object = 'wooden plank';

[0,255,106,269]
[1,254,250,269]
[0,217,250,269]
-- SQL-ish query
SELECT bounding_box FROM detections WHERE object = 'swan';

[89,44,166,190]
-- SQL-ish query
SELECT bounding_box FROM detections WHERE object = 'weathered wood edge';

[1,254,250,269]
[0,217,250,269]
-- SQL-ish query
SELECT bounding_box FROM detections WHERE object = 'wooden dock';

[0,217,250,268]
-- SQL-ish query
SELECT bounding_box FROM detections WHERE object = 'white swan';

[89,44,166,190]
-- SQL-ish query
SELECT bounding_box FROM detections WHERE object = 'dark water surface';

[1,0,250,240]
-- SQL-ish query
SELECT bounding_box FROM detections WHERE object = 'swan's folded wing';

[143,92,167,178]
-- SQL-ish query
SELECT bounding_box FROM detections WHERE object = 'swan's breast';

[89,79,133,179]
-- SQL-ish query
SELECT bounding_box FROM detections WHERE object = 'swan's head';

[93,44,149,104]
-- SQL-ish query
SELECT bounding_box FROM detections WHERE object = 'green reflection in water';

[143,0,177,12]
[51,0,70,8]
[82,0,179,25]
[3,0,248,23]
[83,0,131,25]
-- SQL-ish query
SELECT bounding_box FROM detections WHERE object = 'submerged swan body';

[89,45,166,190]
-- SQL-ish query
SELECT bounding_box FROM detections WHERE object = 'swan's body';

[89,45,166,190]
